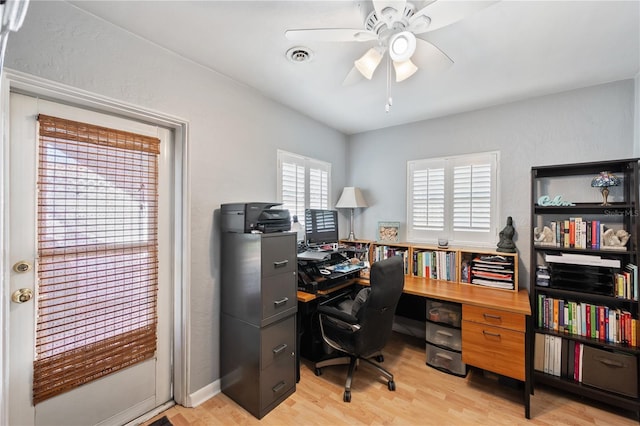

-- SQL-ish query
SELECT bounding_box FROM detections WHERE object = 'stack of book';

[373,245,409,274]
[536,294,638,347]
[412,250,456,281]
[469,254,514,290]
[535,333,585,381]
[534,218,627,251]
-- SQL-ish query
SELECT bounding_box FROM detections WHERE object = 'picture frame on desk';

[378,221,400,243]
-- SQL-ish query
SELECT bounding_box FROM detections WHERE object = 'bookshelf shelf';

[531,158,640,417]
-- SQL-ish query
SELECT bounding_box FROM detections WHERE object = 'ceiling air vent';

[286,47,313,63]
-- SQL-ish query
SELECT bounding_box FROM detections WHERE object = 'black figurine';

[497,216,516,253]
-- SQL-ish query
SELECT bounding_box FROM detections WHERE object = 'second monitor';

[304,208,338,247]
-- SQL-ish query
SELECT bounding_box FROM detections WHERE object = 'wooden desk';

[298,275,532,418]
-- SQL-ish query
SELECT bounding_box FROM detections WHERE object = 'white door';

[7,93,173,426]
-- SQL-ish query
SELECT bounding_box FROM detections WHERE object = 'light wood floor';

[145,332,638,425]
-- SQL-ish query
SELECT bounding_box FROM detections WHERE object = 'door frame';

[0,69,191,424]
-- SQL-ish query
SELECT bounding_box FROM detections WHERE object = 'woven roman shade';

[33,115,160,404]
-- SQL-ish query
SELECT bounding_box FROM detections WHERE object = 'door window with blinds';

[407,152,499,246]
[34,115,160,403]
[277,150,331,225]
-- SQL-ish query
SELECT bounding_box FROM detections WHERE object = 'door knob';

[11,288,33,303]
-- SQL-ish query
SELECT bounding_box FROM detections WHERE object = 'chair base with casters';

[314,352,395,402]
[313,256,404,402]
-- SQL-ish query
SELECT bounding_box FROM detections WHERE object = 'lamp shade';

[591,171,621,188]
[354,48,383,80]
[393,59,418,82]
[335,187,368,208]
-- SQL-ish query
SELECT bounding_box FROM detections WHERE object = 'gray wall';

[6,1,348,395]
[5,0,638,403]
[348,79,636,289]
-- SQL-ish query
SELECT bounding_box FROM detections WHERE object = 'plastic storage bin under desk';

[426,342,467,377]
[426,321,462,351]
[426,299,462,328]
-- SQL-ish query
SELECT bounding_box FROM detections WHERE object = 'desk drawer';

[462,320,525,381]
[463,305,525,332]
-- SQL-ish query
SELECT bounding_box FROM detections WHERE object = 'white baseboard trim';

[185,380,221,408]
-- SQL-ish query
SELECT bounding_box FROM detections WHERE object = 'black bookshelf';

[531,159,640,419]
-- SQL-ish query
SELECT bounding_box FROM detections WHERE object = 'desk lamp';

[591,171,620,206]
[336,187,368,241]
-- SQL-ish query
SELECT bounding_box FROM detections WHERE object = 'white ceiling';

[68,0,640,135]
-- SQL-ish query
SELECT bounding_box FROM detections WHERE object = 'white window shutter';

[453,163,492,231]
[277,150,331,222]
[411,167,445,231]
[407,152,498,245]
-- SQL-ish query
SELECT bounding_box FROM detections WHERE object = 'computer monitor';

[304,209,339,246]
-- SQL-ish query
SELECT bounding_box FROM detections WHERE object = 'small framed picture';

[378,221,400,243]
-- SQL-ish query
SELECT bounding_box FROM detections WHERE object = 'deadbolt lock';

[12,288,33,303]
[13,260,32,273]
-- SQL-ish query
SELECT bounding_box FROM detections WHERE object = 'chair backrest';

[353,255,405,357]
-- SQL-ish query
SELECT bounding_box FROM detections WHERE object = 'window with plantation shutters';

[453,162,492,231]
[277,150,331,226]
[407,152,498,246]
[34,114,160,404]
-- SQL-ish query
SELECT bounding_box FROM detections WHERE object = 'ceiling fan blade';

[342,66,365,86]
[409,0,499,34]
[285,28,378,42]
[412,37,454,73]
[372,0,407,25]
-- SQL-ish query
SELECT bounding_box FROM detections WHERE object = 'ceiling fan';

[285,0,497,108]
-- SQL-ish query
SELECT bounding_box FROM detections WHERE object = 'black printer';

[221,202,291,233]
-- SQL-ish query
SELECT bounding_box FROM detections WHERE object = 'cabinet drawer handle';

[274,297,289,307]
[273,260,289,268]
[596,357,625,368]
[483,313,502,321]
[436,330,453,338]
[435,353,453,361]
[273,343,288,355]
[272,381,286,393]
[482,330,501,338]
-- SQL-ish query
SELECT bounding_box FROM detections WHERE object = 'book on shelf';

[537,294,638,347]
[613,263,638,301]
[534,218,629,251]
[374,245,409,274]
[411,249,456,281]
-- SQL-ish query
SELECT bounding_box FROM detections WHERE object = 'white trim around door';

[0,69,191,425]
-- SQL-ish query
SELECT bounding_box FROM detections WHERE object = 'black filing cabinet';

[220,232,297,419]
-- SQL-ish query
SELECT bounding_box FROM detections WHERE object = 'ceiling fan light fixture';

[393,59,418,82]
[354,47,383,80]
[389,31,416,62]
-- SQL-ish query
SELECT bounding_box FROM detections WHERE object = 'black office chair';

[314,255,405,402]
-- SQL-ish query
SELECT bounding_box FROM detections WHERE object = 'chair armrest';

[317,304,358,325]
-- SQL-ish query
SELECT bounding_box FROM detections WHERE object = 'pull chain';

[385,54,392,113]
